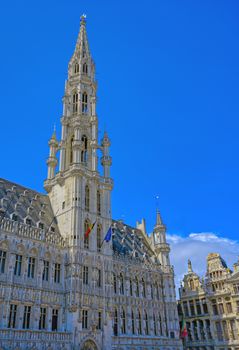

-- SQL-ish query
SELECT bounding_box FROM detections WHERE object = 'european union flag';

[104,227,112,242]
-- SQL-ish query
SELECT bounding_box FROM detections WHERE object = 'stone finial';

[156,209,163,226]
[188,259,193,273]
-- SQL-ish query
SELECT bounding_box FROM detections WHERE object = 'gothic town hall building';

[0,17,182,350]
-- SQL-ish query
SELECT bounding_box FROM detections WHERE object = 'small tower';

[153,209,170,266]
[101,131,112,178]
[46,129,58,179]
[188,258,193,273]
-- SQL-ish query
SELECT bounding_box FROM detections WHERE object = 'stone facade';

[0,16,182,350]
[178,254,239,350]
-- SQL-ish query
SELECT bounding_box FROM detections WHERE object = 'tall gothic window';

[0,250,6,273]
[137,310,142,335]
[74,62,79,74]
[135,277,139,297]
[153,314,157,335]
[72,92,78,115]
[131,310,135,334]
[97,224,101,252]
[8,304,17,328]
[145,311,149,335]
[82,92,88,114]
[121,308,126,334]
[130,279,133,296]
[119,273,124,295]
[70,136,74,164]
[27,257,35,278]
[97,190,101,215]
[84,220,90,249]
[23,306,31,329]
[85,185,90,212]
[52,309,58,331]
[83,62,88,74]
[142,278,146,298]
[113,273,117,294]
[113,308,118,336]
[81,135,88,164]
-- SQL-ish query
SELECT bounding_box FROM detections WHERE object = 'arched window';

[83,62,88,74]
[144,311,149,335]
[97,190,101,215]
[129,279,133,296]
[72,92,78,115]
[97,224,101,252]
[113,273,117,294]
[137,310,142,335]
[159,313,163,335]
[131,310,135,334]
[74,62,79,74]
[81,135,88,164]
[135,277,139,297]
[121,308,126,334]
[113,308,118,336]
[70,136,74,164]
[151,284,154,299]
[84,220,90,249]
[153,314,157,335]
[85,185,90,212]
[156,283,160,300]
[142,278,146,298]
[119,273,124,295]
[82,92,88,114]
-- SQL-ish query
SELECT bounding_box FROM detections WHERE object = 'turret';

[46,129,58,179]
[153,209,170,266]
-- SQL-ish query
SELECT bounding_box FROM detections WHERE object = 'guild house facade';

[178,254,239,350]
[0,16,182,350]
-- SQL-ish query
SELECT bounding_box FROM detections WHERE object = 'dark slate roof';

[0,178,62,241]
[112,220,157,263]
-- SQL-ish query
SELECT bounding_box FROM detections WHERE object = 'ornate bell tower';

[44,15,113,250]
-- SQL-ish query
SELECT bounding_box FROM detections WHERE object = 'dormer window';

[72,93,78,115]
[83,63,88,75]
[26,218,32,226]
[74,62,79,74]
[82,92,88,114]
[12,214,18,222]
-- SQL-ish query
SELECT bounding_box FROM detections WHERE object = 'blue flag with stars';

[104,226,112,242]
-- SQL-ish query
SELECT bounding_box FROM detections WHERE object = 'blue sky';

[1,0,239,277]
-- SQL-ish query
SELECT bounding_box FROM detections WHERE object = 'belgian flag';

[84,220,96,238]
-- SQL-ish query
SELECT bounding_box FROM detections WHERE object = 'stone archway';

[81,339,98,350]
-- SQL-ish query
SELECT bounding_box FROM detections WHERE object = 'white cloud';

[167,232,239,296]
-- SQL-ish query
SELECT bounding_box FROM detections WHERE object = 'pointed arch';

[113,308,118,336]
[85,185,90,212]
[70,135,74,164]
[74,62,79,74]
[82,62,88,74]
[81,135,88,164]
[121,307,126,334]
[82,92,88,114]
[97,190,101,215]
[137,310,142,335]
[135,277,139,297]
[142,278,146,298]
[144,310,149,335]
[97,224,101,252]
[72,92,78,115]
[131,309,135,334]
[119,273,124,295]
